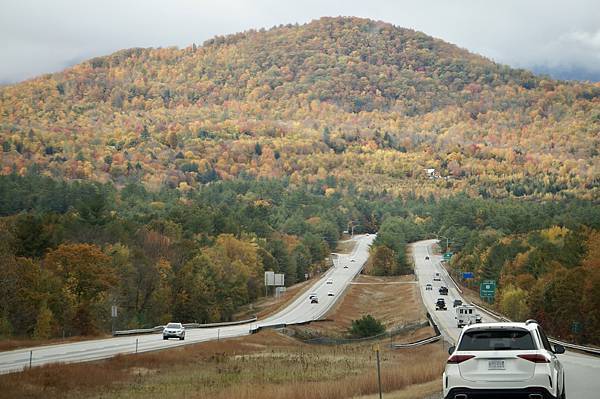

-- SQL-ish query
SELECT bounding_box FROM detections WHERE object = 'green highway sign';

[443,252,453,260]
[480,280,496,298]
[571,321,582,334]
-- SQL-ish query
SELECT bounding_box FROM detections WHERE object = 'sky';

[1,0,599,84]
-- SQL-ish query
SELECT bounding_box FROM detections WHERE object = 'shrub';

[349,314,385,338]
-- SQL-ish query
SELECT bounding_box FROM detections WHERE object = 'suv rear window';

[458,329,535,351]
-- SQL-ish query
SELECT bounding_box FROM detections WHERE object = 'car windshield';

[166,323,181,328]
[458,329,535,351]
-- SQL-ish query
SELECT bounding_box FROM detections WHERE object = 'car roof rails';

[525,319,538,325]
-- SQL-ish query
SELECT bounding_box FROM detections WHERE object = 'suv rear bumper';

[163,333,184,338]
[444,387,556,399]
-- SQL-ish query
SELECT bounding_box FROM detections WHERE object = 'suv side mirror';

[553,344,565,354]
[448,346,455,355]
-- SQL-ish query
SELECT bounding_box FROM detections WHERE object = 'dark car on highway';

[439,286,449,295]
[436,298,447,310]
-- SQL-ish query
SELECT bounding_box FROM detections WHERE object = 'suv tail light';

[517,354,550,363]
[447,354,475,364]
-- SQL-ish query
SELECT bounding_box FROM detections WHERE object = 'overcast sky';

[1,0,599,84]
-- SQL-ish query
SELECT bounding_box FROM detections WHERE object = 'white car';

[163,322,185,340]
[443,320,566,399]
[327,291,335,297]
[326,278,333,284]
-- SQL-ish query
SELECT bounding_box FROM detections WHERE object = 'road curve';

[0,234,375,374]
[412,239,600,399]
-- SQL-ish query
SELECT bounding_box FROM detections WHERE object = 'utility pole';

[374,344,383,399]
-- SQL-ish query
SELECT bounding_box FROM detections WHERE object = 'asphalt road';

[0,234,375,374]
[412,239,600,399]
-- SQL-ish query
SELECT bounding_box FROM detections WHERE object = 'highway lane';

[412,239,600,399]
[0,234,375,374]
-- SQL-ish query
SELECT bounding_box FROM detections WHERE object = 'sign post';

[111,305,118,335]
[571,321,582,335]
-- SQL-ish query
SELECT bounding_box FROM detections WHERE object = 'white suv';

[163,322,185,340]
[443,320,566,399]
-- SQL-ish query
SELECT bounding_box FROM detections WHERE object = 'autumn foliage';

[0,17,598,200]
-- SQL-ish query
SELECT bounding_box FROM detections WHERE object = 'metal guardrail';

[113,316,258,336]
[547,338,600,356]
[250,323,286,334]
[392,313,442,349]
[183,316,258,329]
[392,334,441,348]
[440,260,463,294]
[113,326,164,336]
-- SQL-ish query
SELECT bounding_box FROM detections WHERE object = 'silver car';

[163,322,185,340]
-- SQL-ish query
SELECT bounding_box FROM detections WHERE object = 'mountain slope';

[1,17,598,198]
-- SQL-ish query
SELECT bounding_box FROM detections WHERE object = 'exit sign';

[480,280,496,298]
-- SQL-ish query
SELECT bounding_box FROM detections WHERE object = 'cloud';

[1,0,599,83]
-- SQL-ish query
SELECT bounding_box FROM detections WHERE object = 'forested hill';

[1,17,599,199]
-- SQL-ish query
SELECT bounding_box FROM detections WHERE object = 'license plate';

[488,360,505,370]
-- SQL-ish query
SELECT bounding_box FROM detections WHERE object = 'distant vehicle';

[310,294,319,304]
[327,291,335,297]
[326,278,333,284]
[433,272,441,281]
[436,298,447,310]
[425,283,433,291]
[455,305,477,327]
[343,264,348,268]
[443,321,566,399]
[439,286,449,295]
[425,256,430,260]
[475,314,482,323]
[453,299,463,308]
[163,322,185,340]
[350,259,356,262]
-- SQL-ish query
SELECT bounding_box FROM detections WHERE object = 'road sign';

[480,280,496,298]
[443,252,453,260]
[462,272,474,279]
[265,271,285,286]
[572,321,582,334]
[111,305,118,318]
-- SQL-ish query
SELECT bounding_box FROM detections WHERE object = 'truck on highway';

[455,304,478,327]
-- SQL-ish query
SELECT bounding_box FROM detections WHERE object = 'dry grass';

[293,274,429,338]
[335,239,357,254]
[352,380,441,399]
[0,330,447,399]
